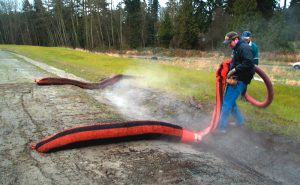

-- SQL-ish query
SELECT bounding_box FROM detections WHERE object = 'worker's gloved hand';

[227,68,236,79]
[226,78,237,85]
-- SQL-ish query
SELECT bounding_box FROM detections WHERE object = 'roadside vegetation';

[0,0,299,52]
[1,45,299,141]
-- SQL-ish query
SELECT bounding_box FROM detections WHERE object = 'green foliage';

[230,0,259,30]
[244,81,300,141]
[23,0,33,12]
[33,0,45,13]
[231,12,293,52]
[158,10,173,47]
[0,0,298,51]
[146,0,159,46]
[124,0,142,48]
[172,0,199,49]
[286,0,300,42]
[205,7,231,50]
[256,0,277,19]
[226,0,294,52]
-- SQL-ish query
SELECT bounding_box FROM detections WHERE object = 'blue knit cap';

[241,31,251,39]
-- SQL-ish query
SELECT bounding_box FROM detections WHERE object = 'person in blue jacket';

[217,31,255,133]
[241,31,259,65]
[240,31,259,100]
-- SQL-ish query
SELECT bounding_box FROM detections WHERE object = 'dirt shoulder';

[1,50,299,185]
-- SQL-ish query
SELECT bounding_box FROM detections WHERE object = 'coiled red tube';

[245,66,274,108]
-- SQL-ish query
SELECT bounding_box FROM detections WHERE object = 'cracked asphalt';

[0,50,299,185]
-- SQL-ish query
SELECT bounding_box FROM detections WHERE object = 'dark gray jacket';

[231,40,255,84]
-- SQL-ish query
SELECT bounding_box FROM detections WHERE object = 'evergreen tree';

[165,0,178,22]
[0,0,297,51]
[33,0,48,45]
[146,0,159,46]
[23,0,33,12]
[193,0,209,33]
[158,9,173,47]
[224,0,235,15]
[231,0,260,32]
[256,0,277,19]
[286,0,300,42]
[22,0,34,44]
[124,0,142,48]
[206,7,231,50]
[173,0,199,49]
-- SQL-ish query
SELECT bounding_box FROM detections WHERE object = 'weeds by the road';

[1,45,299,142]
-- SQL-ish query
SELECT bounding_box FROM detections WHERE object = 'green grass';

[243,82,300,140]
[1,44,300,141]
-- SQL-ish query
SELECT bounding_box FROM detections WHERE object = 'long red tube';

[31,121,198,153]
[32,64,273,153]
[35,74,134,89]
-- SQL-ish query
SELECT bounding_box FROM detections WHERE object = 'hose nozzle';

[181,129,203,143]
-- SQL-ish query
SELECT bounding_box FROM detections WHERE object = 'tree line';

[0,0,299,51]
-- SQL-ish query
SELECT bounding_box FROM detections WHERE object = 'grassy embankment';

[1,45,299,142]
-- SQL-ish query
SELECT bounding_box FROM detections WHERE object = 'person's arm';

[235,45,254,73]
[252,43,259,65]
